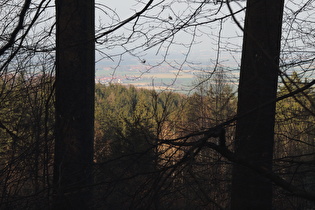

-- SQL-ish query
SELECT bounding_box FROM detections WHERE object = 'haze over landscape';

[2,0,315,209]
[95,0,243,92]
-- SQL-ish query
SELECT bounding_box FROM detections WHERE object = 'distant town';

[95,64,199,92]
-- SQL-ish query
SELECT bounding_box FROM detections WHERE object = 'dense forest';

[1,0,315,209]
[0,71,314,209]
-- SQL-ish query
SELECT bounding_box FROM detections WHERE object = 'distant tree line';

[0,71,314,209]
[1,0,315,209]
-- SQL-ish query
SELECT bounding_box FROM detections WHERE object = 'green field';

[96,68,197,92]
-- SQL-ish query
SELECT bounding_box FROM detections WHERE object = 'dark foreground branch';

[206,141,315,202]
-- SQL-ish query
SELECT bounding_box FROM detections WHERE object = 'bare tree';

[53,0,95,209]
[0,1,55,209]
[1,0,315,209]
[230,0,285,209]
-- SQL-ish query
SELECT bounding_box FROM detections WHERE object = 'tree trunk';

[54,0,95,209]
[231,0,284,209]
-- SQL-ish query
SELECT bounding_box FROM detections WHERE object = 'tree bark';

[231,0,284,209]
[54,0,95,209]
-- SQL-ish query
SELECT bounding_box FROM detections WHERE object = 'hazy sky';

[95,1,245,70]
[96,0,313,74]
[94,0,315,91]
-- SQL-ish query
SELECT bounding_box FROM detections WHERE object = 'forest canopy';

[0,0,315,209]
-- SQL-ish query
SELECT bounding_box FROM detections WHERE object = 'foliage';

[93,77,237,209]
[274,72,315,208]
[93,84,186,208]
[0,73,54,209]
[1,0,315,209]
[1,72,315,209]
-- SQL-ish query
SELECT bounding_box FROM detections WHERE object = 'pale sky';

[94,0,315,90]
[95,0,245,70]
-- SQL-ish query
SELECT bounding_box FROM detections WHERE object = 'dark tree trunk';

[231,0,284,209]
[54,0,95,209]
